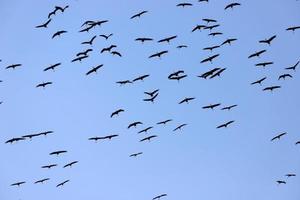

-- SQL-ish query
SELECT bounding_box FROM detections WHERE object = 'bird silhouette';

[52,30,67,39]
[132,74,150,82]
[221,104,237,111]
[251,77,267,85]
[216,120,234,128]
[179,97,195,104]
[41,164,57,169]
[278,74,292,80]
[204,24,220,31]
[208,32,223,36]
[5,137,25,144]
[263,86,281,92]
[200,54,219,63]
[203,45,220,51]
[285,61,299,71]
[81,35,97,45]
[158,35,177,43]
[140,135,157,142]
[86,64,103,76]
[255,62,273,67]
[71,55,89,62]
[210,68,226,79]
[111,109,125,118]
[248,50,267,59]
[56,180,70,187]
[36,19,51,28]
[101,45,117,53]
[76,49,93,57]
[44,63,61,71]
[34,178,50,184]
[111,51,122,57]
[130,152,143,157]
[271,132,287,141]
[202,103,221,109]
[153,194,167,200]
[22,133,40,140]
[49,150,67,156]
[135,37,154,43]
[144,89,159,97]
[138,126,153,134]
[276,180,286,185]
[286,26,300,32]
[6,64,22,70]
[173,124,187,131]
[99,33,113,40]
[36,82,52,88]
[177,3,193,7]
[285,174,296,178]
[128,121,143,129]
[177,45,188,49]
[48,5,69,18]
[63,161,78,168]
[198,68,220,79]
[143,93,159,102]
[10,181,26,187]
[131,11,148,19]
[203,18,217,23]
[221,38,237,46]
[38,131,53,136]
[149,51,168,59]
[224,2,241,10]
[157,119,172,125]
[116,80,132,85]
[259,35,276,45]
[192,24,207,32]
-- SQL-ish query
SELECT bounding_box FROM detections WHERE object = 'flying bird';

[135,37,154,43]
[259,35,276,45]
[179,97,195,104]
[153,194,167,200]
[11,181,26,187]
[49,150,67,156]
[276,180,286,185]
[278,74,292,80]
[157,119,172,125]
[144,89,159,97]
[176,3,193,7]
[285,61,299,71]
[251,77,266,85]
[255,62,273,67]
[56,180,70,187]
[224,2,241,10]
[52,30,67,39]
[128,121,143,129]
[5,137,25,144]
[81,35,97,45]
[271,132,287,141]
[140,135,157,142]
[99,33,113,40]
[286,26,300,32]
[248,50,267,59]
[263,86,281,92]
[44,63,61,71]
[200,54,219,63]
[202,103,221,110]
[111,51,122,57]
[34,178,50,184]
[143,93,159,102]
[149,51,168,59]
[76,49,93,57]
[216,120,234,129]
[71,55,89,63]
[221,38,237,46]
[131,11,148,19]
[132,74,150,82]
[130,152,143,157]
[138,126,153,134]
[221,104,237,111]
[191,24,207,32]
[86,64,103,76]
[173,124,187,131]
[36,19,51,28]
[111,109,125,117]
[158,35,177,43]
[63,161,78,168]
[41,164,57,169]
[101,45,117,53]
[6,64,22,70]
[36,82,52,88]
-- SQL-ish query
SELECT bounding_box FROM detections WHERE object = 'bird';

[203,18,217,23]
[111,51,122,57]
[202,103,221,110]
[221,38,237,46]
[278,74,292,80]
[153,194,167,200]
[52,30,67,39]
[5,137,25,144]
[144,89,159,97]
[10,181,26,187]
[49,150,67,156]
[286,26,300,32]
[71,55,89,63]
[101,45,117,53]
[143,93,159,102]
[276,180,286,185]
[168,70,185,79]
[255,62,273,67]
[158,35,177,43]
[140,135,157,142]
[248,50,267,59]
[88,137,104,142]
[131,11,148,19]
[263,86,281,92]
[204,24,220,31]
[36,82,52,88]
[36,19,51,28]
[135,37,154,43]
[63,161,78,168]
[271,132,287,141]
[81,35,97,45]
[203,45,220,51]
[48,5,69,18]
[176,3,193,7]
[138,126,153,134]
[6,64,22,69]
[111,109,125,118]
[251,77,267,85]
[116,80,132,85]
[173,124,187,131]
[191,24,207,32]
[179,97,195,104]
[22,133,40,140]
[216,120,234,129]
[41,164,57,169]
[99,33,113,40]
[285,174,296,178]
[295,141,300,145]
[56,180,70,187]
[149,51,168,59]
[200,54,219,63]
[169,74,187,81]
[221,104,237,111]
[86,64,103,76]
[103,134,119,140]
[76,49,93,57]
[130,152,143,157]
[224,2,241,10]
[208,32,223,37]
[198,68,220,79]
[259,35,276,45]
[157,119,172,125]
[210,68,226,79]
[285,61,299,71]
[132,74,150,82]
[34,178,50,184]
[128,121,143,129]
[44,63,61,71]
[177,45,188,49]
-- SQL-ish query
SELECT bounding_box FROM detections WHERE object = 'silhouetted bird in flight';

[285,61,299,71]
[128,121,143,129]
[157,119,172,125]
[131,11,148,19]
[71,55,89,63]
[278,74,292,80]
[271,132,287,141]
[224,2,241,10]
[203,18,217,23]
[6,64,22,70]
[149,51,168,59]
[221,104,237,111]
[201,54,219,63]
[158,35,177,43]
[76,49,93,57]
[48,5,69,18]
[276,180,286,185]
[130,152,143,157]
[116,80,132,85]
[82,35,97,45]
[140,135,157,142]
[202,103,221,109]
[41,164,57,169]
[286,26,300,32]
[216,120,234,128]
[36,82,52,88]
[255,62,273,67]
[145,89,159,97]
[199,0,209,2]
[173,124,187,131]
[203,45,220,51]
[99,33,113,40]
[263,86,281,92]
[138,126,153,134]
[34,178,50,184]
[248,50,267,59]
[179,97,195,104]
[133,74,150,82]
[259,35,276,45]
[285,174,296,178]
[50,150,67,156]
[191,24,207,32]
[44,63,61,71]
[56,180,69,187]
[295,141,300,145]
[221,38,237,46]
[5,137,25,144]
[177,3,193,7]
[208,32,223,36]
[89,137,103,142]
[135,37,154,43]
[204,24,220,31]
[111,109,125,118]
[198,68,220,79]
[103,134,119,140]
[36,19,51,28]
[11,181,26,187]
[63,161,78,168]
[101,45,117,53]
[143,93,159,102]
[251,77,266,85]
[177,45,188,49]
[210,68,226,79]
[86,64,103,76]
[153,194,167,200]
[52,30,67,39]
[22,133,40,140]
[111,51,122,57]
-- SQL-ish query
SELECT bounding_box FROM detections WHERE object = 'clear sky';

[0,0,299,200]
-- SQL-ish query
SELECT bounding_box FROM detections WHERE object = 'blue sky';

[0,0,299,199]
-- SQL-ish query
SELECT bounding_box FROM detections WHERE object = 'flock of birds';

[1,1,299,198]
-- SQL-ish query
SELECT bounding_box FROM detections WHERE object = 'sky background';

[0,0,299,199]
